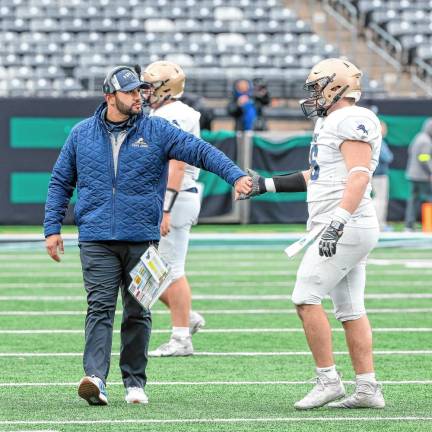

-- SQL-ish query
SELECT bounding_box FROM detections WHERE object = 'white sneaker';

[78,375,108,406]
[327,380,385,409]
[189,311,205,335]
[125,387,149,404]
[294,374,345,410]
[149,336,193,357]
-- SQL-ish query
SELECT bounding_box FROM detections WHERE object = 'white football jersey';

[307,105,382,229]
[150,100,201,191]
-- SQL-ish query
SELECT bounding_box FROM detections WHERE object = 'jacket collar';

[95,101,143,131]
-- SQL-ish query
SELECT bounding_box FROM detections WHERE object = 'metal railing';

[367,22,403,70]
[322,0,358,60]
[320,0,407,90]
[412,59,432,97]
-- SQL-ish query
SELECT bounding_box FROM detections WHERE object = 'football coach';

[43,65,252,406]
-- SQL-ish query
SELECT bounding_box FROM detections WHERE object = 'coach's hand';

[318,221,344,257]
[160,212,171,237]
[236,169,267,200]
[234,175,253,200]
[45,234,64,262]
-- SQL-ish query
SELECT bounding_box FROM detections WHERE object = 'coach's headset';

[103,65,152,104]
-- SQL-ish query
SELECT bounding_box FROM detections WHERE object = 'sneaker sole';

[126,398,149,404]
[78,378,107,406]
[294,391,346,410]
[328,400,385,409]
[149,351,193,357]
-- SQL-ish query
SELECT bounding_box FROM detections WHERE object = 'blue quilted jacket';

[44,103,245,241]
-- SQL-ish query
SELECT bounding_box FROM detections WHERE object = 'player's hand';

[318,221,344,257]
[238,95,249,105]
[45,234,64,262]
[236,169,267,200]
[160,212,171,237]
[234,175,253,200]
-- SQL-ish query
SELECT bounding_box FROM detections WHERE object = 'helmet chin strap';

[320,84,350,117]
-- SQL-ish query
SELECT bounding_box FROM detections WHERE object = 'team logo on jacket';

[132,138,148,148]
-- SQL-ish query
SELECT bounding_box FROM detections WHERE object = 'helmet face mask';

[300,58,362,118]
[300,75,335,118]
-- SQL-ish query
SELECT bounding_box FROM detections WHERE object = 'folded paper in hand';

[284,225,325,258]
[128,246,172,310]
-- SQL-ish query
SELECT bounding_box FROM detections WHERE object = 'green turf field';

[0,239,431,432]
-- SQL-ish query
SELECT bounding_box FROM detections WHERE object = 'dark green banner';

[0,97,430,225]
[198,130,237,218]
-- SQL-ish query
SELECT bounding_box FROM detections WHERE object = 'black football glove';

[318,221,344,257]
[237,168,267,200]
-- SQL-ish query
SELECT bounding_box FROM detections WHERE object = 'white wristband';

[264,178,276,192]
[163,189,178,213]
[332,207,351,224]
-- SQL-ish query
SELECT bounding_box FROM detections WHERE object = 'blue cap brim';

[119,81,145,92]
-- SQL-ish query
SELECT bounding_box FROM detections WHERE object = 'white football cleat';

[294,374,345,410]
[149,336,193,357]
[125,387,149,404]
[189,311,205,335]
[327,380,385,409]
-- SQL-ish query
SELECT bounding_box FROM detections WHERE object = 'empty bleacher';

[327,0,432,91]
[0,0,346,98]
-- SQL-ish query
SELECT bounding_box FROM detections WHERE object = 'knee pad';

[333,303,366,322]
[169,262,185,281]
[291,289,323,306]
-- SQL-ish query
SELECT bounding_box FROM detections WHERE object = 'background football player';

[240,58,385,410]
[142,61,205,357]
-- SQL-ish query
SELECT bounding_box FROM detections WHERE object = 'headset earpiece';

[103,65,139,94]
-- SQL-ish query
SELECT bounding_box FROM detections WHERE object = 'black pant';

[79,241,153,388]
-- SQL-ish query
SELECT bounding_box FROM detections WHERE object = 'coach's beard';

[115,97,142,117]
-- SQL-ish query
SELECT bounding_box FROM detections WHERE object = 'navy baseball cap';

[103,66,147,93]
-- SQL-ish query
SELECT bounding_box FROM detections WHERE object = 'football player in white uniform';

[142,61,205,356]
[240,58,385,409]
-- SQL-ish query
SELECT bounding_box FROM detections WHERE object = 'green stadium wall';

[0,98,431,225]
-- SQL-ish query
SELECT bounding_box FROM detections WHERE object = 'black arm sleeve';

[273,171,307,193]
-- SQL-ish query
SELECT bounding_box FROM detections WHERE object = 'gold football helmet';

[300,58,362,118]
[142,60,186,107]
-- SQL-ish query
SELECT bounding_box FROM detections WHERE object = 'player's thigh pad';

[292,226,379,306]
[330,260,367,322]
[158,192,201,280]
[170,191,201,228]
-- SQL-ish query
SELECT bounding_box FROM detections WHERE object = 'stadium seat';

[0,0,375,97]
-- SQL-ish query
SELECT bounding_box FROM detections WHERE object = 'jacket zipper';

[106,130,116,238]
[111,126,137,238]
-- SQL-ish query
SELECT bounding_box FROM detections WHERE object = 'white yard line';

[4,258,432,269]
[1,293,432,301]
[0,308,431,316]
[1,417,432,426]
[0,280,431,289]
[0,328,431,335]
[0,380,430,387]
[2,270,432,277]
[0,350,430,357]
